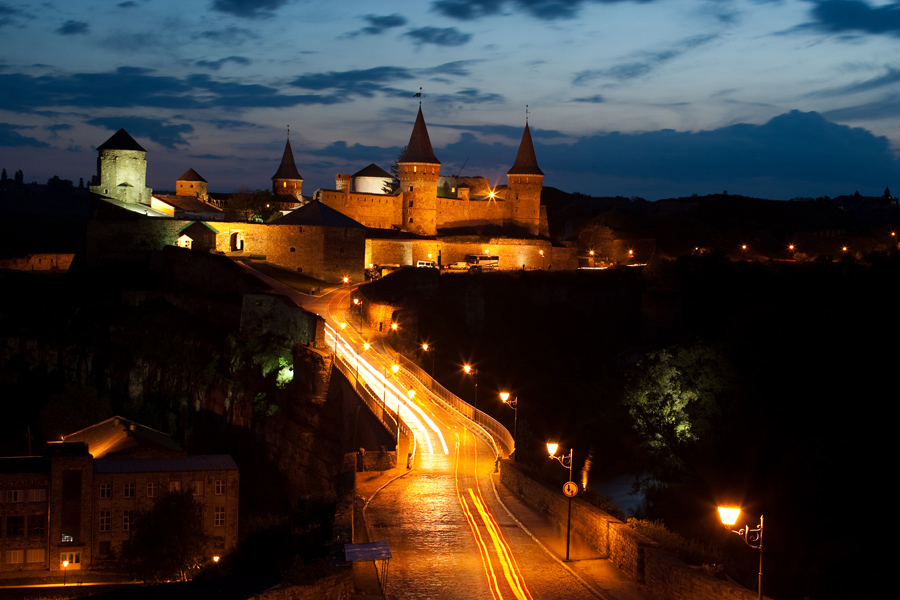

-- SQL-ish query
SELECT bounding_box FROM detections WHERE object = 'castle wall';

[365,238,576,271]
[436,197,507,230]
[318,189,400,231]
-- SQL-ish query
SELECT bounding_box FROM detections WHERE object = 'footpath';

[351,444,649,600]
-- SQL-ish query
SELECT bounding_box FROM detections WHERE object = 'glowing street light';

[63,559,68,586]
[463,365,478,412]
[539,249,545,269]
[343,276,349,285]
[353,298,364,333]
[499,392,518,460]
[547,443,575,561]
[718,506,764,600]
[421,343,435,377]
[391,322,398,332]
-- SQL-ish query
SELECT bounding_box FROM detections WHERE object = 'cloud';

[200,26,257,44]
[347,13,407,36]
[403,26,472,46]
[823,95,900,120]
[308,140,403,165]
[88,116,194,149]
[571,94,605,103]
[211,0,290,19]
[434,88,504,104]
[117,1,138,7]
[196,56,252,70]
[0,67,348,114]
[438,123,566,138]
[0,123,48,147]
[420,60,480,77]
[206,119,264,129]
[431,0,651,21]
[806,66,900,98]
[0,2,29,28]
[574,34,718,84]
[56,20,89,35]
[289,66,415,97]
[799,0,900,37]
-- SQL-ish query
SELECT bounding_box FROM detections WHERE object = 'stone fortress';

[86,107,575,280]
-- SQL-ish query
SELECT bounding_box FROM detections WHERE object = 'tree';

[123,490,213,581]
[382,146,405,194]
[14,169,23,184]
[225,187,277,222]
[623,344,732,473]
[1,168,7,183]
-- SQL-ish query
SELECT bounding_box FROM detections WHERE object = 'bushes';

[628,518,721,566]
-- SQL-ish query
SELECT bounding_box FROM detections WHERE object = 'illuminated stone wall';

[435,197,507,230]
[90,149,152,206]
[365,237,575,271]
[399,162,439,236]
[318,189,400,231]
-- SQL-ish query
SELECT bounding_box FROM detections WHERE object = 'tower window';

[409,185,413,192]
[409,218,413,223]
[408,201,414,207]
[413,166,417,173]
[290,247,295,252]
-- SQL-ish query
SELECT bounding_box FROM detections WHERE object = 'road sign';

[563,481,578,497]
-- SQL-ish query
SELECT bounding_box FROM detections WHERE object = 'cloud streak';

[432,0,654,21]
[56,20,89,35]
[574,34,718,84]
[800,0,900,37]
[210,0,291,19]
[403,26,472,46]
[347,13,408,36]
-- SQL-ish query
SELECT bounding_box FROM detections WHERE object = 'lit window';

[100,483,111,499]
[123,482,135,498]
[215,480,226,495]
[191,481,203,496]
[99,511,110,532]
[214,507,225,527]
[6,550,23,564]
[147,482,157,498]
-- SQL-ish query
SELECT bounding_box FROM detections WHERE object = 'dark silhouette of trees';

[225,188,277,222]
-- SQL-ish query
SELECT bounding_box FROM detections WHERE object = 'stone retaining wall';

[499,460,766,600]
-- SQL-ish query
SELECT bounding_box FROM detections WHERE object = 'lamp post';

[539,249,545,270]
[463,365,478,412]
[353,298,364,333]
[547,443,575,561]
[63,559,68,586]
[422,343,435,377]
[718,507,764,600]
[499,392,518,460]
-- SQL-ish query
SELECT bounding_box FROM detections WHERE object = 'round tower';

[506,122,544,236]
[272,137,303,200]
[398,107,441,236]
[176,168,208,199]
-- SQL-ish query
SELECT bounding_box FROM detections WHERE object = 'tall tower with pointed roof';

[506,122,544,235]
[398,107,441,236]
[89,128,152,206]
[272,138,303,201]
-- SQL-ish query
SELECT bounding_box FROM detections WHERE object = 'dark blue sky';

[3,0,900,199]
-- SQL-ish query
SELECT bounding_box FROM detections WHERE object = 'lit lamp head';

[391,364,399,374]
[343,277,349,284]
[407,389,416,400]
[213,555,220,563]
[353,298,359,305]
[500,392,510,403]
[463,364,471,374]
[340,322,347,330]
[363,342,370,350]
[546,442,559,457]
[63,560,69,568]
[422,343,429,351]
[718,506,741,527]
[391,323,398,331]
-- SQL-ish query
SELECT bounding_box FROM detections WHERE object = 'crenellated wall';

[318,189,401,231]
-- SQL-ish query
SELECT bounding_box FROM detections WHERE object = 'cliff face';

[0,251,344,506]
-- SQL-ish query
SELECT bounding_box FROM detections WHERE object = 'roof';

[154,194,223,214]
[507,123,544,176]
[177,168,207,183]
[97,129,146,152]
[62,416,185,459]
[398,107,440,165]
[178,221,221,235]
[272,138,304,181]
[352,163,391,179]
[273,200,366,228]
[94,455,238,474]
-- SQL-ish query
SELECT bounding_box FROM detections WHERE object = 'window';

[408,200,414,207]
[147,482,157,498]
[26,549,44,563]
[408,218,413,223]
[6,490,21,503]
[6,550,23,564]
[7,516,24,536]
[408,185,413,192]
[123,510,134,532]
[214,507,225,527]
[191,481,203,496]
[215,480,226,496]
[169,481,181,493]
[99,510,110,532]
[60,552,80,565]
[27,516,44,536]
[99,483,111,499]
[28,489,46,503]
[123,482,135,499]
[290,247,295,252]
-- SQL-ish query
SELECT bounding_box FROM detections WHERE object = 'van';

[416,260,437,269]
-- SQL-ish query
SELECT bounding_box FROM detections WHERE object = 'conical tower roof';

[507,123,543,176]
[398,107,440,164]
[97,128,146,152]
[177,168,206,183]
[272,138,303,181]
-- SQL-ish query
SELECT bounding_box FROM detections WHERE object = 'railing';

[394,353,515,458]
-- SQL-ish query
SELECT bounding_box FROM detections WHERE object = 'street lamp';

[353,298,364,333]
[539,249,545,269]
[499,392,518,459]
[547,443,575,561]
[63,559,68,586]
[718,507,764,600]
[422,343,435,377]
[343,276,349,285]
[463,365,478,412]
